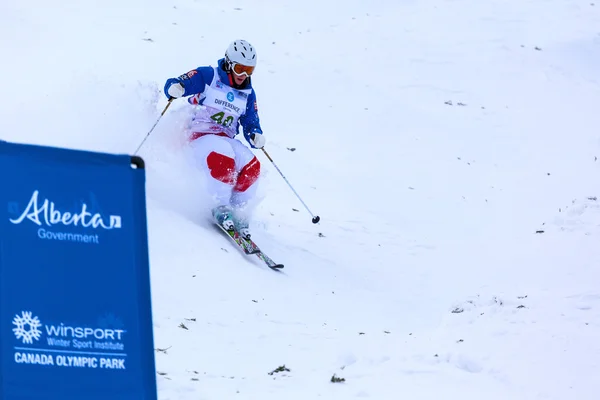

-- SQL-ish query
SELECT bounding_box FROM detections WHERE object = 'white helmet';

[225,39,257,67]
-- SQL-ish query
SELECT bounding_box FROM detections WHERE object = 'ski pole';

[261,148,320,224]
[134,97,174,155]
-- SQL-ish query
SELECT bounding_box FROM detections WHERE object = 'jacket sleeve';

[163,66,214,98]
[240,89,264,145]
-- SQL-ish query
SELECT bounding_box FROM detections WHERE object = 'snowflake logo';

[12,311,43,344]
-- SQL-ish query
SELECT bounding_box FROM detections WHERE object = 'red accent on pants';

[189,131,229,141]
[206,152,235,184]
[234,156,260,192]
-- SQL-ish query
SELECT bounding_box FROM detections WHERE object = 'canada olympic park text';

[14,351,126,369]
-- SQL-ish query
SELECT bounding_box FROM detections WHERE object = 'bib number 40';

[211,111,234,128]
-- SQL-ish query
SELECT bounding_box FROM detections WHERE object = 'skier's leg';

[227,138,261,237]
[189,134,236,227]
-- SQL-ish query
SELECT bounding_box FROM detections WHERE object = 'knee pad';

[206,151,236,184]
[234,156,260,192]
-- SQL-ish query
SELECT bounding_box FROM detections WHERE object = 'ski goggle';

[232,63,255,77]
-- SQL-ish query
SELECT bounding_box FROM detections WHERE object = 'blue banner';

[0,140,157,399]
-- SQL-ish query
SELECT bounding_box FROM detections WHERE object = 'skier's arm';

[164,67,214,98]
[240,90,264,147]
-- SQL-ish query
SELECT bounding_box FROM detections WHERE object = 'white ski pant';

[188,133,260,208]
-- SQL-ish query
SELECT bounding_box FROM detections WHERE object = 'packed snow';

[1,0,599,398]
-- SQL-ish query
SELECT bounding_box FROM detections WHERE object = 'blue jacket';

[164,58,263,147]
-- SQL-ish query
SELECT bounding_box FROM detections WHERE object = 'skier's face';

[233,73,247,86]
[230,62,254,86]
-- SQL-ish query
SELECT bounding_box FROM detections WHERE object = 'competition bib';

[188,68,251,137]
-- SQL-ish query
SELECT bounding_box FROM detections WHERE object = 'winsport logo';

[11,311,127,346]
[12,311,43,344]
[11,311,128,371]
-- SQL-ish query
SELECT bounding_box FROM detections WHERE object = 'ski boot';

[212,205,235,232]
[233,215,252,240]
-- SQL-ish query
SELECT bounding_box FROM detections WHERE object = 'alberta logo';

[9,190,122,230]
[12,311,43,344]
[8,190,122,245]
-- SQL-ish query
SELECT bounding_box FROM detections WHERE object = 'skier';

[163,39,266,239]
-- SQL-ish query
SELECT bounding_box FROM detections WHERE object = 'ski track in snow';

[1,0,600,399]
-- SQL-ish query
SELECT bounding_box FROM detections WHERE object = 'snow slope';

[1,0,600,399]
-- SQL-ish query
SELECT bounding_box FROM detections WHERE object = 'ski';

[216,222,255,254]
[240,237,284,270]
[215,223,284,270]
